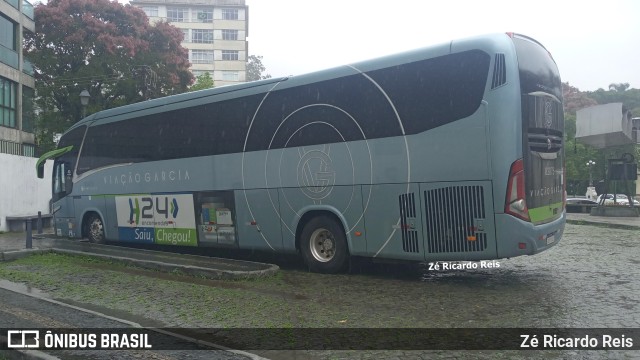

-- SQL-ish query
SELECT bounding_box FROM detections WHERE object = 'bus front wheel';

[86,214,105,244]
[299,216,349,273]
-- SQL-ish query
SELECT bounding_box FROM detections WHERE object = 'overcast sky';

[245,0,639,91]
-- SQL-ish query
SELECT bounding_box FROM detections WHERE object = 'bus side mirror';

[35,145,74,179]
[37,163,45,179]
[65,173,73,193]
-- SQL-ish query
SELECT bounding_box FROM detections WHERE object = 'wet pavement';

[566,212,640,228]
[0,286,259,360]
[0,217,639,359]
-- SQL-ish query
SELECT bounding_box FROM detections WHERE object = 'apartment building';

[0,0,35,157]
[131,0,248,87]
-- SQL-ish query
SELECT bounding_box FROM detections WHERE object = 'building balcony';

[0,44,19,69]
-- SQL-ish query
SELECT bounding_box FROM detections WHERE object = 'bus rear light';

[518,242,526,249]
[563,164,567,209]
[505,159,530,222]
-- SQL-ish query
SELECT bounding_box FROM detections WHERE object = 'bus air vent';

[528,131,563,153]
[491,53,506,89]
[424,186,487,253]
[399,193,419,253]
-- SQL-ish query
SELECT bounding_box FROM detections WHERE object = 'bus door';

[39,125,86,238]
[420,181,497,261]
[51,157,76,237]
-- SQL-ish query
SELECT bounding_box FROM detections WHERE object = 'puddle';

[0,279,52,298]
[0,278,165,327]
[57,298,166,327]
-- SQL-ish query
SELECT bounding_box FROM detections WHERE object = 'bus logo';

[297,148,336,200]
[128,196,179,225]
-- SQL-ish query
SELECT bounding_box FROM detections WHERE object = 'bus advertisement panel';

[115,194,197,246]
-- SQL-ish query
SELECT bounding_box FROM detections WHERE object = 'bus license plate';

[546,233,555,245]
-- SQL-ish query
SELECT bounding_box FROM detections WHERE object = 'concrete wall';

[0,153,53,232]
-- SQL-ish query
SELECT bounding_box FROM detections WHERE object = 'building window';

[192,70,209,78]
[181,29,189,42]
[0,77,17,128]
[192,29,213,44]
[195,9,213,23]
[221,8,238,20]
[191,50,214,64]
[0,140,20,155]
[141,6,158,17]
[0,14,17,51]
[222,71,239,82]
[23,144,35,157]
[222,29,238,40]
[167,7,189,22]
[221,50,239,61]
[22,86,34,133]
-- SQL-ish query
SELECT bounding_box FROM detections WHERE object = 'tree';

[189,72,215,92]
[562,82,597,115]
[25,0,194,152]
[587,86,640,117]
[608,82,630,92]
[246,55,272,81]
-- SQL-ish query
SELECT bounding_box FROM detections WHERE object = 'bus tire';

[86,214,105,244]
[299,216,349,273]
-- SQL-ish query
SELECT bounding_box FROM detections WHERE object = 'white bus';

[38,33,566,273]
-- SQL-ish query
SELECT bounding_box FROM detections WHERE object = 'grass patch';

[0,252,442,328]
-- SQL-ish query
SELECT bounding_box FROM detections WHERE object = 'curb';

[0,285,269,360]
[566,219,640,231]
[0,242,279,280]
[0,337,60,360]
[50,248,279,280]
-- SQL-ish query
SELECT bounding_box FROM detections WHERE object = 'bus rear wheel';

[86,214,105,244]
[300,216,349,273]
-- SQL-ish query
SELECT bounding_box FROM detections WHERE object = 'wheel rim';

[309,228,336,262]
[90,218,104,242]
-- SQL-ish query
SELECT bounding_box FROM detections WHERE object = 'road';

[0,287,259,360]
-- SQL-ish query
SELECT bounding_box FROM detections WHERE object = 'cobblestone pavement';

[1,222,639,359]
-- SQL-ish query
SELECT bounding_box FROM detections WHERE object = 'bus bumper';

[494,211,566,258]
[54,217,80,239]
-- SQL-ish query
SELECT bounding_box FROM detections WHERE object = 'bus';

[37,33,566,273]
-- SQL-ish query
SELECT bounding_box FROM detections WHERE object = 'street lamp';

[80,89,90,119]
[586,160,596,186]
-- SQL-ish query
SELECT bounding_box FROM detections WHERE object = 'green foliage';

[26,0,194,153]
[586,86,640,117]
[562,82,597,115]
[563,83,640,195]
[246,55,272,81]
[189,72,215,92]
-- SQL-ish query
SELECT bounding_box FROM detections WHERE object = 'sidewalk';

[0,230,55,251]
[566,212,640,229]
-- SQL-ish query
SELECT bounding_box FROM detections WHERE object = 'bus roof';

[66,32,534,133]
[72,76,289,129]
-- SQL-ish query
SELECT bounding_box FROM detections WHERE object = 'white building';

[131,0,248,87]
[0,0,35,157]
